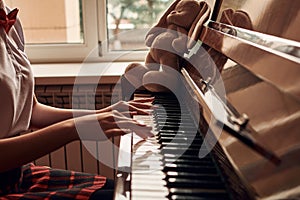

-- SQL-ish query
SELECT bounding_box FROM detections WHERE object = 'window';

[6,0,172,63]
[107,0,172,51]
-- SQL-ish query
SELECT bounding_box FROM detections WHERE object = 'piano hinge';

[200,77,212,93]
[228,113,249,130]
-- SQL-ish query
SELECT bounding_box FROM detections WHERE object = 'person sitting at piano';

[0,1,154,200]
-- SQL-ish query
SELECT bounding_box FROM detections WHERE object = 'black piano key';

[154,111,182,115]
[163,153,212,161]
[158,138,201,144]
[156,122,195,128]
[166,177,225,189]
[158,136,200,142]
[165,135,202,141]
[154,101,180,105]
[154,113,191,118]
[155,109,182,114]
[155,116,190,121]
[163,163,218,174]
[165,171,220,180]
[161,146,208,156]
[162,141,203,146]
[160,143,202,149]
[168,188,230,199]
[158,131,201,136]
[154,118,189,124]
[156,125,182,131]
[153,97,179,102]
[163,158,213,166]
[155,108,181,112]
[170,194,229,200]
[158,137,197,144]
[156,125,197,132]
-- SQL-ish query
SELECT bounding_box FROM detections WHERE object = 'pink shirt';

[0,6,34,138]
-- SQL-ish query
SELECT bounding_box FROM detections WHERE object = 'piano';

[114,0,300,199]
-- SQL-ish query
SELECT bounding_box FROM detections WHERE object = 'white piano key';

[132,196,168,200]
[131,175,165,183]
[131,169,165,176]
[131,190,169,199]
[133,145,160,153]
[132,155,164,171]
[132,179,166,186]
[132,181,167,190]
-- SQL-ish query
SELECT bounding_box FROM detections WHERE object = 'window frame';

[24,0,147,64]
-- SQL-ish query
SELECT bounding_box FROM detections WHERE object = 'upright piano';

[114,0,300,199]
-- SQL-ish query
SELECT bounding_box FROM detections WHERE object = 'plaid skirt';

[0,163,107,200]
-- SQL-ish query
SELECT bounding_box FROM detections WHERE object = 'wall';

[6,0,81,43]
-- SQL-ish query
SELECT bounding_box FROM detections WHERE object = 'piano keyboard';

[131,93,231,200]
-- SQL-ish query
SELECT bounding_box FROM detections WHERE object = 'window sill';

[32,62,132,85]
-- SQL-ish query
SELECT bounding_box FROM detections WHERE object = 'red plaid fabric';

[0,163,106,200]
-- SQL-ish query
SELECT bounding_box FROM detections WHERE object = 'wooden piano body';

[115,0,300,199]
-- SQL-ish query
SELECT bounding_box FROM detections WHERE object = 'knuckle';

[111,110,119,116]
[117,101,125,105]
